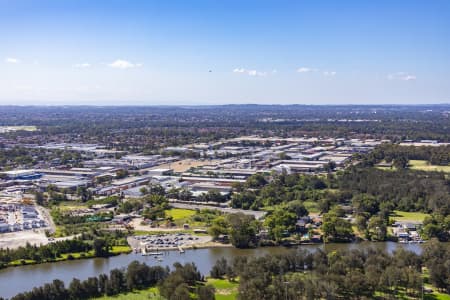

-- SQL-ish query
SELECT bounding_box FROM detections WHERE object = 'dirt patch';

[151,159,219,173]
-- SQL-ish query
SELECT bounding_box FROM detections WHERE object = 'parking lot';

[129,233,212,251]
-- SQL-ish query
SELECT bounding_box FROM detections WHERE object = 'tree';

[34,191,45,206]
[210,257,231,278]
[93,238,109,257]
[287,200,308,217]
[422,214,450,241]
[148,183,166,196]
[422,239,450,293]
[226,213,259,248]
[68,278,85,299]
[115,169,128,179]
[208,216,229,239]
[76,186,91,202]
[322,212,353,242]
[245,174,267,189]
[197,285,215,300]
[367,215,387,241]
[171,283,190,300]
[106,268,126,295]
[139,187,149,195]
[264,208,297,242]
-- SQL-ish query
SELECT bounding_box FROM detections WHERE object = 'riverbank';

[2,245,132,269]
[0,242,425,299]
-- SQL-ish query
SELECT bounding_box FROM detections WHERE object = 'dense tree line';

[210,239,450,299]
[0,146,82,171]
[231,173,328,210]
[362,144,450,166]
[338,167,450,215]
[10,261,168,300]
[0,228,129,268]
[8,261,216,300]
[0,240,91,268]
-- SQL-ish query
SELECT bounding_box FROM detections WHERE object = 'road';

[36,205,56,234]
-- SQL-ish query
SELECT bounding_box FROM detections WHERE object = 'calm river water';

[0,242,422,299]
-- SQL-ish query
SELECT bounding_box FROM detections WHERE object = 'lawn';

[303,200,320,214]
[110,245,133,254]
[93,279,239,300]
[409,160,450,173]
[207,278,239,300]
[166,208,196,220]
[391,210,430,222]
[96,287,160,300]
[424,289,450,300]
[8,259,36,266]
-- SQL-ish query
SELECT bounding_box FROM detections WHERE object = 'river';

[0,242,423,299]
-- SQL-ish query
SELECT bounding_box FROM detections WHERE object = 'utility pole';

[284,281,289,300]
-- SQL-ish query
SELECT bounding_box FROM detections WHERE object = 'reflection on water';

[0,242,422,298]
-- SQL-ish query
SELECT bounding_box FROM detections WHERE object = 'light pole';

[284,281,289,300]
[421,266,424,300]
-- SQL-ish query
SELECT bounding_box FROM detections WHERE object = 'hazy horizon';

[1,0,449,105]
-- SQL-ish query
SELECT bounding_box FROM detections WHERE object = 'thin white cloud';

[108,59,142,69]
[233,68,267,77]
[74,63,91,68]
[323,71,337,77]
[5,57,20,64]
[297,67,320,73]
[388,72,416,81]
[297,67,312,73]
[233,68,246,73]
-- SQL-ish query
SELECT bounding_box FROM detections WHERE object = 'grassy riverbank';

[5,245,132,268]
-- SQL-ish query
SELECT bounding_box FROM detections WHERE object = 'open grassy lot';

[166,208,196,220]
[55,201,89,210]
[391,210,430,222]
[151,159,218,173]
[207,278,238,300]
[409,160,450,173]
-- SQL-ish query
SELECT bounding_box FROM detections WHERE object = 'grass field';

[303,200,320,214]
[96,287,160,300]
[166,208,196,220]
[207,278,238,300]
[94,279,238,300]
[391,210,430,222]
[409,160,450,173]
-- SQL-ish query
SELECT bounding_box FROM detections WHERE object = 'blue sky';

[0,0,449,105]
